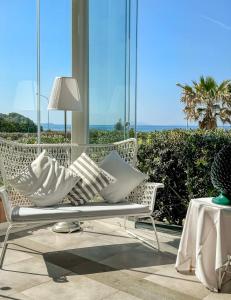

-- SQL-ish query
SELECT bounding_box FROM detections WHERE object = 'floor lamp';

[48,76,82,233]
[48,76,82,137]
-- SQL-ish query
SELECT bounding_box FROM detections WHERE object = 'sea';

[41,123,197,132]
[41,123,231,132]
[41,123,200,132]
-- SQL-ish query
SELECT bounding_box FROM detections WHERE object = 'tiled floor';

[0,218,230,300]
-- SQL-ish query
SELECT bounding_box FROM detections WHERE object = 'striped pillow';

[67,153,116,205]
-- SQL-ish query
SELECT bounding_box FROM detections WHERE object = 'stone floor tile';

[4,255,71,281]
[100,244,176,271]
[25,227,93,251]
[22,275,118,300]
[0,292,34,299]
[83,229,138,246]
[68,242,140,263]
[145,264,210,299]
[84,265,195,300]
[43,249,93,272]
[26,225,129,253]
[102,290,141,300]
[1,243,34,267]
[13,235,55,254]
[66,233,127,251]
[0,263,50,297]
[0,254,72,298]
[119,265,164,280]
[203,292,231,300]
[85,219,127,232]
[71,259,116,276]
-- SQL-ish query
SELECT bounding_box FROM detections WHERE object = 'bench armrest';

[127,182,164,212]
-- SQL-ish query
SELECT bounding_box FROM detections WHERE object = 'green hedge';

[137,129,231,225]
[1,129,231,225]
[0,130,125,144]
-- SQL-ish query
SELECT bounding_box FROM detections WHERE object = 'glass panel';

[0,0,71,142]
[0,1,37,138]
[40,0,72,134]
[89,0,128,143]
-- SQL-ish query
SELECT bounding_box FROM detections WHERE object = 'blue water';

[42,123,231,132]
[90,124,196,132]
[42,123,197,132]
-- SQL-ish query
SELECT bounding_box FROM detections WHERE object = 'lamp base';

[52,221,81,233]
[212,193,231,205]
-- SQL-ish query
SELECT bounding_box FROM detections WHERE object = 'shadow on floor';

[166,238,180,249]
[42,242,176,275]
[0,223,53,243]
[3,242,231,295]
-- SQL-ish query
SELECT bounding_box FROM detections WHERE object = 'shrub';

[89,129,124,144]
[137,129,231,225]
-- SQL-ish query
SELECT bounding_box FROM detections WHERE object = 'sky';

[138,0,231,125]
[1,0,231,126]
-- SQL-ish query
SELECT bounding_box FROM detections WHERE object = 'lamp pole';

[40,94,50,131]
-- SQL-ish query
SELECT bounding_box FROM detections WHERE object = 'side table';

[175,198,231,292]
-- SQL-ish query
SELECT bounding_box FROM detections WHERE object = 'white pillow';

[100,150,148,203]
[9,150,79,207]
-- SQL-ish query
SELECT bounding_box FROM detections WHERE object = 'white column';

[72,0,89,144]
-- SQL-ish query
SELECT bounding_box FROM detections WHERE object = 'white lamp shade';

[48,77,82,111]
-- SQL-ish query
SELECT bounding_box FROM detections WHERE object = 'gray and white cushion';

[67,153,116,205]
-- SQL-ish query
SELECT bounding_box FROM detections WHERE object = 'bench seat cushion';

[11,202,150,222]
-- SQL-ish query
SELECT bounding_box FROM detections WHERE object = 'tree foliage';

[177,76,231,130]
[114,118,124,131]
[0,113,41,133]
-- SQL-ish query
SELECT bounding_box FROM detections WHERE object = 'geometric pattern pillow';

[67,153,116,206]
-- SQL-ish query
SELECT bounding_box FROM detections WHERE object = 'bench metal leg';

[0,224,12,268]
[123,216,160,251]
[149,215,160,251]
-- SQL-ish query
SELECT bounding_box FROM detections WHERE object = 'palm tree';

[177,76,231,130]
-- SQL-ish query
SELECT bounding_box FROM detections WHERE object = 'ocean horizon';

[41,123,196,132]
[41,123,231,132]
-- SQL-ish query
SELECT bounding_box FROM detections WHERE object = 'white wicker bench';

[0,138,164,268]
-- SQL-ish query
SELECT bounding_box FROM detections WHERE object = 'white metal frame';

[124,215,160,250]
[0,183,163,268]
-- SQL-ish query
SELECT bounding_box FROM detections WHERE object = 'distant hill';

[0,113,41,133]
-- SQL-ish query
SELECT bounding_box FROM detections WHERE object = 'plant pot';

[212,193,231,205]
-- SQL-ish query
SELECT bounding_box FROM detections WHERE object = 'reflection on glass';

[40,0,72,133]
[89,0,138,143]
[0,0,37,134]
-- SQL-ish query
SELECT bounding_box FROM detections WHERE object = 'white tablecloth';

[175,198,231,292]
